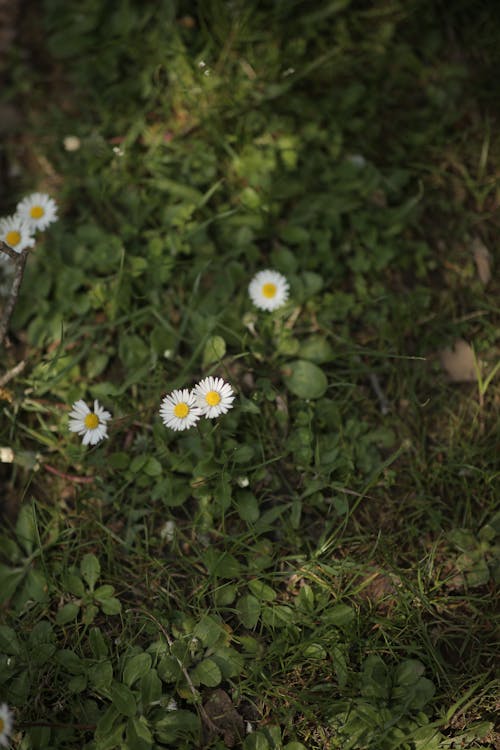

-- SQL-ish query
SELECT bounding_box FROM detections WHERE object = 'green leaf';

[94,584,115,601]
[248,580,276,602]
[140,669,162,706]
[261,604,294,628]
[211,647,244,678]
[15,503,37,555]
[284,743,307,750]
[0,626,21,655]
[299,335,335,363]
[282,360,328,399]
[123,652,152,687]
[158,655,182,683]
[83,603,99,624]
[143,456,162,477]
[395,659,425,686]
[323,604,355,627]
[68,674,88,693]
[127,716,153,748]
[88,661,114,690]
[236,491,260,522]
[202,335,226,368]
[89,627,109,659]
[100,597,122,615]
[56,602,80,625]
[110,681,137,717]
[0,565,24,604]
[190,658,222,687]
[203,549,242,578]
[154,709,200,743]
[81,553,101,592]
[56,649,84,675]
[63,572,85,597]
[237,594,261,628]
[193,615,225,649]
[243,731,270,750]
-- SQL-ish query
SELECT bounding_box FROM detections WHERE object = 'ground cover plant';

[0,0,499,748]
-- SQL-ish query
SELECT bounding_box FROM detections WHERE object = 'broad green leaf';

[94,584,115,601]
[190,658,222,687]
[323,604,355,627]
[303,643,327,659]
[243,732,270,750]
[248,580,276,602]
[83,603,99,624]
[15,502,37,555]
[282,359,327,399]
[236,492,260,522]
[100,597,122,615]
[158,655,182,683]
[203,549,242,578]
[211,647,244,678]
[63,572,85,597]
[141,669,162,706]
[56,649,84,675]
[193,615,225,649]
[89,627,108,659]
[127,716,153,748]
[154,709,200,743]
[0,626,21,655]
[110,682,137,717]
[395,659,425,686]
[68,674,88,693]
[0,565,26,604]
[123,652,152,687]
[202,335,226,368]
[89,661,114,690]
[299,335,335,363]
[56,602,80,625]
[81,553,100,592]
[261,604,294,628]
[237,594,261,628]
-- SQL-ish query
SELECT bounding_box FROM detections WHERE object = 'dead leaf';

[439,339,477,382]
[472,237,492,285]
[203,689,245,748]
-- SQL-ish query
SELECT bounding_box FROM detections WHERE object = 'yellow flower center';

[5,230,21,246]
[174,402,189,418]
[30,205,45,219]
[84,413,99,429]
[205,390,221,406]
[0,718,4,732]
[262,282,277,298]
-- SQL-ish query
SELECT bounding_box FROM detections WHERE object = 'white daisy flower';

[68,399,112,446]
[193,376,235,419]
[0,703,13,749]
[16,192,58,232]
[248,269,289,311]
[159,388,201,431]
[0,215,35,253]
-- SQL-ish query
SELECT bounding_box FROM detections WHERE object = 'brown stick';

[0,242,29,345]
[43,463,95,484]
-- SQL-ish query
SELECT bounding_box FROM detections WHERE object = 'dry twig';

[0,241,29,345]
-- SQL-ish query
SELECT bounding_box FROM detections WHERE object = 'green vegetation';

[1,1,499,748]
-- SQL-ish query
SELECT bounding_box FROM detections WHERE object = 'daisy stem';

[0,244,29,346]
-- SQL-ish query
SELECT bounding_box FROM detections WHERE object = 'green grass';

[1,1,499,748]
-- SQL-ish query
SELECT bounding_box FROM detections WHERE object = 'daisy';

[68,399,112,446]
[193,376,235,419]
[0,703,13,749]
[0,215,35,253]
[159,388,201,431]
[16,192,58,232]
[248,269,289,311]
